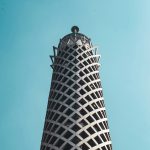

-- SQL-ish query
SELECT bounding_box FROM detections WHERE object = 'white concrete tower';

[40,26,112,150]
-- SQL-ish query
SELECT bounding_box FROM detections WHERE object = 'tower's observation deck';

[40,26,112,150]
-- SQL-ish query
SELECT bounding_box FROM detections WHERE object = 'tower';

[40,26,112,150]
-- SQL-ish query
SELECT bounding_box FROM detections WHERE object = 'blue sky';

[0,0,150,149]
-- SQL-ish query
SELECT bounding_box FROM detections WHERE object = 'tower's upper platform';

[58,26,92,50]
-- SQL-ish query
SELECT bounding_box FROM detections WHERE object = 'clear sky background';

[0,0,150,149]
